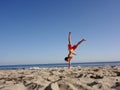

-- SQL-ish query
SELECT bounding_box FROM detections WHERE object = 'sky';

[0,0,120,65]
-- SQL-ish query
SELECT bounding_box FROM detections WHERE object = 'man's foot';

[82,39,86,41]
[69,32,71,35]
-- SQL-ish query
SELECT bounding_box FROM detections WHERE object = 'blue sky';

[0,0,120,65]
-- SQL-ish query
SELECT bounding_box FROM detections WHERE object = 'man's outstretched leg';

[76,39,86,47]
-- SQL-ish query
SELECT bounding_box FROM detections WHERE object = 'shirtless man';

[64,32,86,68]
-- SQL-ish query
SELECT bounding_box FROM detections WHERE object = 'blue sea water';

[0,61,120,70]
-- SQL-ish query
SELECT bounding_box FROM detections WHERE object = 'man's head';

[64,57,72,62]
[64,57,68,62]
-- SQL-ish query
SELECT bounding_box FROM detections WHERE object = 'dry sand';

[0,66,120,90]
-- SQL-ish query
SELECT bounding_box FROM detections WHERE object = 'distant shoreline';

[0,61,120,70]
[0,60,120,66]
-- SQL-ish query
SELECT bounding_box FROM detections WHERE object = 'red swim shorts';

[68,44,77,50]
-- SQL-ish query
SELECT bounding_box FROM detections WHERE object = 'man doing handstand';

[64,32,86,68]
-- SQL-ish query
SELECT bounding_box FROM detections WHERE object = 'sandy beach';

[0,66,120,90]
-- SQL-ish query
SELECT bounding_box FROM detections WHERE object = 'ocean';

[0,61,120,70]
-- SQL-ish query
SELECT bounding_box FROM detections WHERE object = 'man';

[64,32,86,68]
